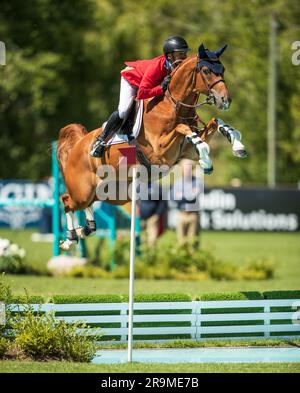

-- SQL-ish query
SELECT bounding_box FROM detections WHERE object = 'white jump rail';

[9,299,300,343]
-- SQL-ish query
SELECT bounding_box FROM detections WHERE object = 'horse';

[57,44,247,250]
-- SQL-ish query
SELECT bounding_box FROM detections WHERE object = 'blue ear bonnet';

[197,43,227,74]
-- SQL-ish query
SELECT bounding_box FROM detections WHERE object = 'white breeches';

[118,76,137,119]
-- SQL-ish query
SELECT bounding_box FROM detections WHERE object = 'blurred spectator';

[171,160,202,247]
[139,182,166,246]
[39,206,52,234]
[39,177,53,234]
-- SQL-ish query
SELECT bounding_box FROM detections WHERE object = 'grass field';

[0,360,300,373]
[1,229,299,296]
[1,229,299,373]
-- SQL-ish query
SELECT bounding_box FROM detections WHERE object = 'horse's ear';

[214,44,228,58]
[198,43,207,59]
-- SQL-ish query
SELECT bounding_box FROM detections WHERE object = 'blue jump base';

[92,348,300,364]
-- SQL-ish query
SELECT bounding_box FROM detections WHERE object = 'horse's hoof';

[233,149,248,158]
[59,239,77,251]
[59,240,70,251]
[204,166,214,175]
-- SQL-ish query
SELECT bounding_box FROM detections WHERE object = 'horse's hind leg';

[59,212,78,252]
[216,118,248,158]
[83,206,97,235]
[60,193,97,250]
[59,193,79,251]
[75,205,97,239]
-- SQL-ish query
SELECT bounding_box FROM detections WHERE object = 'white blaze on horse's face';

[211,81,232,111]
[201,67,232,110]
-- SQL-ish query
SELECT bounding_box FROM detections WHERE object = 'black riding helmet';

[163,36,191,55]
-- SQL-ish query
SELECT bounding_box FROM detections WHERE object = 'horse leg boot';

[185,132,213,175]
[59,211,78,251]
[216,118,248,158]
[175,123,213,174]
[90,111,123,158]
[75,206,97,239]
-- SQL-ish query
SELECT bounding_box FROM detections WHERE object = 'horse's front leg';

[216,118,248,158]
[175,124,213,174]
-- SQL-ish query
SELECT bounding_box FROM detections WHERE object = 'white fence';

[10,299,300,343]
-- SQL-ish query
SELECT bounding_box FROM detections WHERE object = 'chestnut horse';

[57,44,247,250]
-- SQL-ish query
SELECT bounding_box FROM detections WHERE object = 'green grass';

[1,230,299,373]
[0,360,299,373]
[96,339,300,349]
[1,229,300,296]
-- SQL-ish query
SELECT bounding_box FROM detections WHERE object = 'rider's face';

[168,51,188,68]
[173,51,188,61]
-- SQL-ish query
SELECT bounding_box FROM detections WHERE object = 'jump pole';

[128,163,137,362]
[51,141,61,257]
[118,145,137,363]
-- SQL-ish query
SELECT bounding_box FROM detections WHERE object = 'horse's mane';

[170,54,197,77]
[57,123,88,172]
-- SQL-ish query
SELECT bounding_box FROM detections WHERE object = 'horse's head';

[195,43,231,110]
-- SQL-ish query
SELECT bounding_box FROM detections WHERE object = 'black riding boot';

[90,111,123,157]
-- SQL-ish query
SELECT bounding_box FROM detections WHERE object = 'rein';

[167,86,214,109]
[165,64,207,128]
[166,66,213,111]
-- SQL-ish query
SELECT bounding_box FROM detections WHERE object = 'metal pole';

[267,13,278,188]
[51,141,60,256]
[128,165,137,363]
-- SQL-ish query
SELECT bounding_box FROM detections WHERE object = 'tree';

[0,0,299,185]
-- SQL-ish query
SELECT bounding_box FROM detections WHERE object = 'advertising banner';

[0,180,52,229]
[169,187,300,232]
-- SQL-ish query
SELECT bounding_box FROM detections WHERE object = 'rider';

[90,35,191,157]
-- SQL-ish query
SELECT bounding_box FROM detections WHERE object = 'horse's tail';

[57,123,88,172]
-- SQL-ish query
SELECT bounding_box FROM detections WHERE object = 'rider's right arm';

[137,62,164,100]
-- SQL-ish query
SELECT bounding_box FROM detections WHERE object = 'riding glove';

[161,75,172,92]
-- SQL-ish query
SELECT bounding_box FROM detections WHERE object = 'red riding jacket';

[121,55,170,100]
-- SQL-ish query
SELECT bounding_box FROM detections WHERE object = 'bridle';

[166,56,226,111]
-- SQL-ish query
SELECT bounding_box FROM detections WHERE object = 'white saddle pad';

[104,100,143,146]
